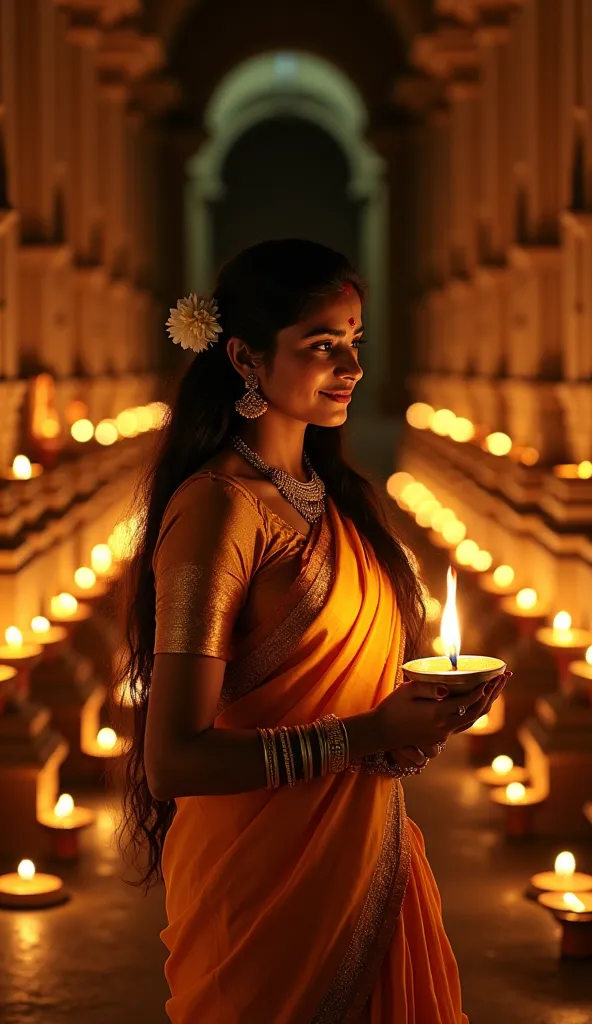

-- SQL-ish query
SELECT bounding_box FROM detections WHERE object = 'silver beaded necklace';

[230,435,326,524]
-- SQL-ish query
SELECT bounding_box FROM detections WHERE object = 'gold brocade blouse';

[152,472,310,661]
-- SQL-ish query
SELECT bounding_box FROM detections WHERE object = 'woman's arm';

[144,651,382,799]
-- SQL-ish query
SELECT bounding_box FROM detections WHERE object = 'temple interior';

[1,1,592,1022]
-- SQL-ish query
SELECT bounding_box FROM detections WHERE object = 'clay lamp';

[490,782,545,837]
[47,592,92,637]
[0,454,43,484]
[476,754,528,787]
[70,565,109,604]
[535,612,592,694]
[82,726,129,760]
[479,564,518,600]
[38,793,95,861]
[565,644,592,704]
[0,627,43,692]
[529,852,592,898]
[0,859,68,909]
[23,616,69,659]
[499,587,547,638]
[537,891,592,958]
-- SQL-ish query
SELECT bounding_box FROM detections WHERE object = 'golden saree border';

[216,511,334,714]
[310,782,411,1024]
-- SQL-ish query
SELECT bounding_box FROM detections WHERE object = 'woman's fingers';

[451,675,509,734]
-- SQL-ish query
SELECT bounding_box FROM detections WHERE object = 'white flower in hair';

[166,294,222,353]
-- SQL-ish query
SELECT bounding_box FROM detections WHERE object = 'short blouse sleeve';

[152,475,266,660]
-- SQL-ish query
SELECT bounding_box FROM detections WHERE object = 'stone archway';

[185,50,388,414]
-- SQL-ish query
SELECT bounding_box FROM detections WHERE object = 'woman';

[118,239,507,1023]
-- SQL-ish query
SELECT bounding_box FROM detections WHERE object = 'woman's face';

[260,291,365,427]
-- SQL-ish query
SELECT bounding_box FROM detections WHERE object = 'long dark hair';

[116,239,425,890]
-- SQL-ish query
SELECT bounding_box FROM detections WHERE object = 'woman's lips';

[319,391,352,404]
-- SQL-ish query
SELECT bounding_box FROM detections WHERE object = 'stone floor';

[1,737,591,1024]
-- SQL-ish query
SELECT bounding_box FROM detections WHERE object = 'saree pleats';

[160,500,467,1023]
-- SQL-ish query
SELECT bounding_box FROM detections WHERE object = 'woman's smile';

[319,389,353,404]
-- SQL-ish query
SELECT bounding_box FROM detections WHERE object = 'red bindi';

[343,283,353,295]
[348,316,356,327]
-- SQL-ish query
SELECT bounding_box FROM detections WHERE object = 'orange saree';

[157,480,468,1023]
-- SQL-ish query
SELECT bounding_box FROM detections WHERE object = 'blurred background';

[0,1,592,1022]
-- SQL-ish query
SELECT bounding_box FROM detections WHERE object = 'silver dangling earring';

[235,372,268,419]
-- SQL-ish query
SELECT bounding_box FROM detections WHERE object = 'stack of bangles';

[257,713,437,789]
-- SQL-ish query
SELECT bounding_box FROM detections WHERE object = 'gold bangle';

[285,727,297,785]
[279,728,294,787]
[271,729,282,788]
[320,714,346,773]
[340,719,350,770]
[258,728,272,789]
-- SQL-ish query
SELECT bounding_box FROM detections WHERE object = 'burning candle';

[86,726,128,759]
[1,455,43,481]
[0,859,68,909]
[71,565,108,602]
[403,566,506,692]
[90,544,113,578]
[530,852,592,895]
[480,564,517,597]
[567,645,592,697]
[490,781,544,836]
[38,793,95,860]
[48,592,92,628]
[476,754,528,787]
[537,890,592,958]
[0,627,43,670]
[24,616,69,652]
[536,612,592,651]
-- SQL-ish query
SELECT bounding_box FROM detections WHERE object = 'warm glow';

[149,402,169,429]
[506,782,526,804]
[455,539,480,565]
[519,447,539,466]
[431,508,458,533]
[71,419,94,443]
[563,892,586,912]
[425,596,442,623]
[74,567,96,590]
[400,481,431,511]
[516,588,538,611]
[585,646,592,667]
[449,417,475,443]
[109,517,141,560]
[471,715,489,732]
[65,400,88,424]
[472,550,493,573]
[554,851,576,878]
[432,409,457,436]
[386,472,414,500]
[54,794,74,818]
[12,455,32,480]
[492,755,514,776]
[441,567,461,664]
[5,626,23,648]
[135,407,152,432]
[441,519,467,545]
[406,402,435,430]
[30,616,50,634]
[95,420,119,446]
[116,680,134,708]
[91,544,113,576]
[493,565,515,589]
[553,611,572,631]
[50,593,78,618]
[97,727,117,750]
[485,432,512,457]
[432,635,446,655]
[415,499,441,528]
[17,860,36,881]
[577,460,592,480]
[40,415,60,439]
[116,410,139,437]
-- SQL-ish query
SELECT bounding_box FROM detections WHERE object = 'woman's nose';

[336,353,363,382]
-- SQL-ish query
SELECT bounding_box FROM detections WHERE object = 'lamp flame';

[563,892,586,912]
[554,851,575,878]
[441,567,460,669]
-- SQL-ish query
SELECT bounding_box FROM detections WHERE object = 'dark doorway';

[212,117,360,268]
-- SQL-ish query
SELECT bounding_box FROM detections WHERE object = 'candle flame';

[553,611,572,631]
[492,755,514,776]
[5,626,23,648]
[441,567,460,668]
[506,782,526,804]
[563,892,586,912]
[554,851,575,878]
[30,616,50,634]
[50,593,78,618]
[586,645,592,667]
[12,455,32,480]
[516,588,538,611]
[74,567,96,590]
[91,544,113,576]
[54,794,74,818]
[17,860,36,880]
[97,727,117,750]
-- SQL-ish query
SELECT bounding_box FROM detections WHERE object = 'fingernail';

[436,686,449,698]
[506,670,513,678]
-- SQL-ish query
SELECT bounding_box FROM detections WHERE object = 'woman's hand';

[374,671,511,757]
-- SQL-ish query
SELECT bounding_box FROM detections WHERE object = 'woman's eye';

[312,338,367,352]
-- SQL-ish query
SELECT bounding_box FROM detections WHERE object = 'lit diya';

[530,852,592,896]
[476,754,528,787]
[537,891,592,958]
[403,567,506,694]
[0,859,69,910]
[38,793,95,860]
